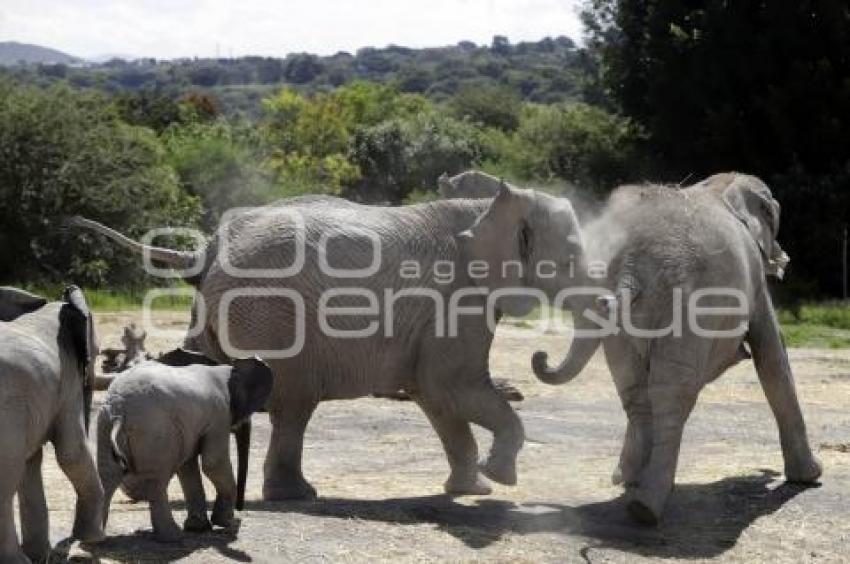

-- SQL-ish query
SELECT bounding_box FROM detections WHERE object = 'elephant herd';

[0,171,822,562]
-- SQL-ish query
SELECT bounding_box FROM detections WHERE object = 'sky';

[1,0,584,60]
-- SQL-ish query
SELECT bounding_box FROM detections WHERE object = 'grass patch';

[777,301,850,349]
[17,284,193,312]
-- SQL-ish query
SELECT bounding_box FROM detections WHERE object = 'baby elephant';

[96,350,273,542]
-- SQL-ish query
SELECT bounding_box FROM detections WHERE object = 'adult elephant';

[73,185,586,500]
[0,286,104,563]
[532,173,822,524]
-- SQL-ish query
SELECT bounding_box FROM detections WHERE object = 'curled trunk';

[532,295,604,385]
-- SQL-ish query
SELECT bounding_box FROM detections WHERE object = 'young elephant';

[96,351,273,542]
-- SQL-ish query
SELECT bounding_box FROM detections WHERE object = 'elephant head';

[458,181,585,316]
[229,357,273,510]
[59,285,97,431]
[720,175,788,279]
[688,173,788,278]
[0,286,47,321]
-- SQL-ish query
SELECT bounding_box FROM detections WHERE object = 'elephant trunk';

[234,420,251,510]
[532,294,603,385]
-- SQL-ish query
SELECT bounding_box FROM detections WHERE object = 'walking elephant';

[0,286,104,563]
[73,184,586,500]
[533,173,822,524]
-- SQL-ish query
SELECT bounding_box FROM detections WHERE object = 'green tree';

[163,120,280,230]
[491,102,638,193]
[0,80,200,287]
[450,85,522,131]
[348,111,482,203]
[583,0,850,296]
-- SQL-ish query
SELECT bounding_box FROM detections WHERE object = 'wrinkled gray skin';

[0,286,104,563]
[438,170,508,199]
[74,185,585,500]
[97,354,272,542]
[533,173,822,525]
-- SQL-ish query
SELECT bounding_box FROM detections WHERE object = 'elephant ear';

[721,175,787,277]
[437,172,453,197]
[228,358,274,425]
[158,347,220,367]
[0,286,47,321]
[60,285,96,430]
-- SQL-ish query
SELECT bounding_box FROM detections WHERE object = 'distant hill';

[0,41,80,65]
[1,35,596,114]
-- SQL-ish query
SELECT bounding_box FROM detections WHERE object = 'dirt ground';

[28,311,850,562]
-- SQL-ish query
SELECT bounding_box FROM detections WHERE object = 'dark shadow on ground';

[51,520,251,563]
[244,470,816,559]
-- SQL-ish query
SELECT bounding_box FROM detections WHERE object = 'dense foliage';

[2,13,848,299]
[2,36,591,116]
[583,0,850,297]
[0,72,634,287]
[0,81,199,287]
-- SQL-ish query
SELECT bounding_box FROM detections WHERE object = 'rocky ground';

[28,311,850,562]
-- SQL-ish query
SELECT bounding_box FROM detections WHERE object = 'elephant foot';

[72,517,105,544]
[211,505,236,529]
[611,465,624,486]
[183,513,212,533]
[262,477,317,501]
[785,454,823,484]
[612,464,642,487]
[626,488,663,527]
[626,499,659,527]
[21,540,51,563]
[444,473,492,496]
[479,456,517,486]
[4,549,35,564]
[153,524,184,543]
[8,551,33,564]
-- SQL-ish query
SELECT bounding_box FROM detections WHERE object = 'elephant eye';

[518,222,533,260]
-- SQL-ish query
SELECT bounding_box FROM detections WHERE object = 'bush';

[0,80,200,287]
[163,120,281,230]
[348,111,483,203]
[484,102,640,193]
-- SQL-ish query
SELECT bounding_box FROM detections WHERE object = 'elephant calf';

[96,351,273,542]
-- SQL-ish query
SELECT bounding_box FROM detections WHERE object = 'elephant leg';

[451,381,524,486]
[200,434,237,528]
[614,402,652,487]
[263,399,318,501]
[607,341,651,487]
[748,294,822,483]
[148,481,182,543]
[18,450,50,562]
[627,358,698,526]
[52,412,105,543]
[178,456,211,532]
[0,457,26,563]
[415,397,491,495]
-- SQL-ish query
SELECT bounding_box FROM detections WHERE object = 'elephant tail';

[108,415,132,472]
[68,216,202,279]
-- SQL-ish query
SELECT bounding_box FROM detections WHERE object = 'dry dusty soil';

[25,311,850,562]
